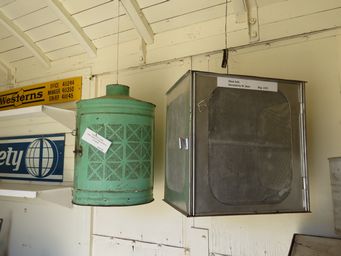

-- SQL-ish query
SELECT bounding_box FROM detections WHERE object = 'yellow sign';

[0,77,82,111]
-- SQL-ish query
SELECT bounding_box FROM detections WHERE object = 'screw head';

[249,18,257,24]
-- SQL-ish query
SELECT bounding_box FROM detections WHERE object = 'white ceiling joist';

[0,59,13,85]
[0,10,50,68]
[0,59,11,74]
[121,0,154,44]
[231,0,247,15]
[47,0,97,58]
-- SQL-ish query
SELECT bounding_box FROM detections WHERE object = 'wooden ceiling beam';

[47,0,97,58]
[0,10,50,68]
[121,0,154,44]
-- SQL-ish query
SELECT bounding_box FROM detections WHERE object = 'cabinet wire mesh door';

[164,71,309,216]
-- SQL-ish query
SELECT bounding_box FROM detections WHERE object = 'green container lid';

[77,84,155,108]
[106,84,129,96]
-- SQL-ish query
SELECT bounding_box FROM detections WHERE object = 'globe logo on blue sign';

[25,138,59,178]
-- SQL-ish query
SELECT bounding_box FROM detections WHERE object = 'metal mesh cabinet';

[164,71,309,216]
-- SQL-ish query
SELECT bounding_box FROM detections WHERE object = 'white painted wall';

[90,35,341,255]
[1,35,341,256]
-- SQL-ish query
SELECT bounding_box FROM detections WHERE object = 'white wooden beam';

[0,10,50,68]
[0,0,15,8]
[230,0,259,42]
[0,59,12,85]
[245,0,260,42]
[231,0,247,15]
[0,59,10,75]
[121,0,154,44]
[47,0,97,58]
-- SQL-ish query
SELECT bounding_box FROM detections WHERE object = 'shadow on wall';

[0,216,11,256]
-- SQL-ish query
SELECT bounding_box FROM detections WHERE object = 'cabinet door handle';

[178,137,189,150]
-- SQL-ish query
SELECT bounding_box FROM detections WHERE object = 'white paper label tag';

[81,128,112,154]
[217,77,278,92]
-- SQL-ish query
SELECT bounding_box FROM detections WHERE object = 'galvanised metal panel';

[164,70,309,216]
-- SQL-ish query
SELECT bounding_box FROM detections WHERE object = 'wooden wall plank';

[26,20,69,42]
[5,0,341,78]
[151,4,225,33]
[94,201,185,247]
[137,0,167,9]
[61,0,111,15]
[0,46,32,63]
[13,7,58,31]
[36,32,78,52]
[47,44,86,60]
[92,29,139,49]
[0,0,15,8]
[72,1,122,28]
[148,17,225,53]
[0,0,46,20]
[0,24,11,39]
[0,36,22,53]
[83,15,134,40]
[256,0,286,7]
[142,0,225,23]
[260,8,341,42]
[259,0,341,24]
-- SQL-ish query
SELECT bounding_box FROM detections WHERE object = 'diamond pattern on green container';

[106,124,124,141]
[105,163,122,181]
[87,124,152,181]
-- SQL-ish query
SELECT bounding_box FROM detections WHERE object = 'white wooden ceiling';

[0,0,340,83]
[0,0,287,70]
[0,0,209,66]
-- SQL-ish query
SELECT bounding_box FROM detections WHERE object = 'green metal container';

[73,84,155,206]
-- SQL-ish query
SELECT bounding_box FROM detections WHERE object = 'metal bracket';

[247,4,259,42]
[230,0,259,42]
[138,37,147,65]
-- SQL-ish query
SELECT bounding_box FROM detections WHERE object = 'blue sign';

[0,134,65,182]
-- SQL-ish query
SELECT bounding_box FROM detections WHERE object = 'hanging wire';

[224,0,228,51]
[116,0,121,84]
[221,0,229,73]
